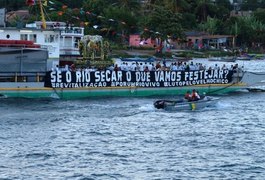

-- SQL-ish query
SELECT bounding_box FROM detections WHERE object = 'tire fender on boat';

[130,86,136,94]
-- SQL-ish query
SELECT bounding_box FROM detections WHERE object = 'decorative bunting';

[62,5,68,9]
[41,3,167,39]
[26,0,35,6]
[58,11,63,16]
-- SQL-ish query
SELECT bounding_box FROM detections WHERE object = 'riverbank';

[111,48,235,59]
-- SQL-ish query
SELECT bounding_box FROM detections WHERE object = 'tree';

[0,0,26,11]
[110,0,141,12]
[143,5,184,41]
[195,0,216,22]
[241,0,265,11]
[164,0,190,13]
[224,15,265,47]
[254,8,265,24]
[198,16,219,35]
[102,6,138,42]
[214,0,232,20]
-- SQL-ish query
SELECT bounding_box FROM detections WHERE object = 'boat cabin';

[0,21,84,69]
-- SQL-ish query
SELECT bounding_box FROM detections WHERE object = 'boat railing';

[0,44,41,48]
[60,48,80,55]
[0,72,46,83]
[60,27,84,37]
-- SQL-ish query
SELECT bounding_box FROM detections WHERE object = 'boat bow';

[240,71,265,86]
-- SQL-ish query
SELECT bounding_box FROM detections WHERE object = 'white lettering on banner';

[95,71,100,82]
[76,71,81,82]
[165,71,171,81]
[47,70,232,88]
[219,70,223,79]
[100,71,106,81]
[85,72,90,82]
[208,70,213,79]
[50,71,56,83]
[117,71,122,81]
[111,71,117,81]
[189,71,194,80]
[224,70,229,78]
[154,71,159,81]
[106,70,111,81]
[177,71,181,81]
[204,70,208,79]
[213,70,218,79]
[193,71,199,80]
[199,70,204,79]
[184,72,189,81]
[66,71,72,83]
[126,71,132,81]
[171,72,176,81]
[135,72,150,82]
[57,71,62,83]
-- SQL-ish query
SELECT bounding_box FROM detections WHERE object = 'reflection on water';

[1,92,265,179]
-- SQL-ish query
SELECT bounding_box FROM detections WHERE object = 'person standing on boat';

[191,89,200,101]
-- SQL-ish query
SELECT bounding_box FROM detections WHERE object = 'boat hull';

[154,97,219,111]
[0,82,246,99]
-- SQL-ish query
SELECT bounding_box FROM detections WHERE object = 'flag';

[26,0,35,6]
[43,0,48,6]
[62,5,68,9]
[58,11,63,16]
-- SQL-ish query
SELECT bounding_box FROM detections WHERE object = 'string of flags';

[25,0,167,39]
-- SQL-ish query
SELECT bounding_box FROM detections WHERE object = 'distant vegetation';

[1,0,265,52]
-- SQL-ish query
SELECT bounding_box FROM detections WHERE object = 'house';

[129,34,155,48]
[6,10,31,25]
[185,31,235,50]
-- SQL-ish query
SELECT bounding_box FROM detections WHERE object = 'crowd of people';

[53,60,241,73]
[109,61,241,72]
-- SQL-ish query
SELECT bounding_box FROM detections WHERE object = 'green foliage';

[2,0,265,49]
[142,5,184,40]
[0,0,26,11]
[198,16,220,35]
[254,8,265,24]
[241,0,265,11]
[195,0,217,22]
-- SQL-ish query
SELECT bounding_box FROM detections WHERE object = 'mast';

[38,0,46,29]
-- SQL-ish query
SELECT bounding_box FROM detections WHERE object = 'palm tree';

[164,0,189,13]
[109,0,140,12]
[198,16,219,35]
[195,0,215,22]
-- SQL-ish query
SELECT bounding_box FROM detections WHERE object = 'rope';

[52,88,62,99]
[247,71,265,75]
[205,82,237,95]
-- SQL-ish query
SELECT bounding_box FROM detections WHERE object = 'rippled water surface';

[1,60,265,179]
[1,93,265,179]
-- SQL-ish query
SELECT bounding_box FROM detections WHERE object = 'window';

[45,34,58,43]
[20,34,28,40]
[29,34,37,42]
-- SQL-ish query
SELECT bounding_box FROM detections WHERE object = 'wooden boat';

[1,68,265,99]
[154,96,219,111]
[1,36,265,100]
[236,55,255,61]
[0,8,265,100]
[208,56,236,62]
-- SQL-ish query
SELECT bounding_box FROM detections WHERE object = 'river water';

[1,59,265,179]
